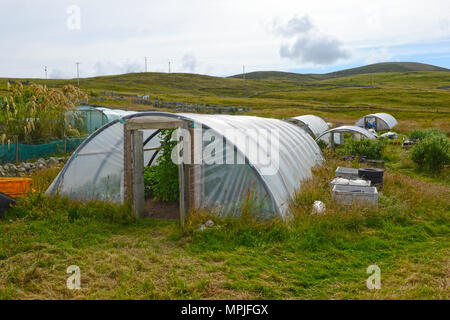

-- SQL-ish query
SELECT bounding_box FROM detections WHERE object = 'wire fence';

[0,136,87,164]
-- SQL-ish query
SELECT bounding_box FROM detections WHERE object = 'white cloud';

[272,15,313,37]
[275,15,351,65]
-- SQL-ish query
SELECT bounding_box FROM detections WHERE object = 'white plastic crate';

[330,178,371,188]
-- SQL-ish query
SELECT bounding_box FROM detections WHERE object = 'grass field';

[0,152,448,299]
[0,67,449,299]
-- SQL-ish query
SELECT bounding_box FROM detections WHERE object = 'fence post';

[15,136,19,163]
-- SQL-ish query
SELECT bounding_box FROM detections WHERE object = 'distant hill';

[325,62,449,78]
[1,62,448,98]
[229,71,320,81]
[229,62,449,80]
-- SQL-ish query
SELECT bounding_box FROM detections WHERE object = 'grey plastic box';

[332,184,378,207]
[335,167,359,180]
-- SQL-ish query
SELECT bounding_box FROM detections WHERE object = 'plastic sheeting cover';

[95,107,138,122]
[288,115,329,138]
[47,112,323,218]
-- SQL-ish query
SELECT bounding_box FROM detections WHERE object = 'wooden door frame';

[123,116,189,229]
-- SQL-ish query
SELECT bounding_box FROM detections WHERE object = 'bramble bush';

[411,135,450,173]
[143,129,179,202]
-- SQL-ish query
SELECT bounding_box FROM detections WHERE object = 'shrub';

[411,135,450,173]
[144,129,179,202]
[0,82,87,143]
[409,128,445,141]
[341,138,384,160]
[89,90,100,97]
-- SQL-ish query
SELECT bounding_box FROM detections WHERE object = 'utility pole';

[76,62,80,86]
[168,61,171,73]
[145,57,148,72]
[44,66,47,80]
[243,65,245,80]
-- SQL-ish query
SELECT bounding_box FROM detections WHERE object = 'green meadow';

[0,67,449,299]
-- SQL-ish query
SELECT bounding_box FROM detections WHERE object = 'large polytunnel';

[46,112,323,219]
[355,113,398,131]
[287,115,329,138]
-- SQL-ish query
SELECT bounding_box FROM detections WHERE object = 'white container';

[330,178,371,188]
[335,167,359,180]
[332,184,378,207]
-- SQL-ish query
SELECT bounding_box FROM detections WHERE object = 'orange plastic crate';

[0,178,32,198]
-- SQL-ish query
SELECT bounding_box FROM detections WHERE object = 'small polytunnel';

[69,106,109,134]
[355,113,398,131]
[95,107,138,122]
[46,112,323,219]
[316,125,377,146]
[287,115,329,138]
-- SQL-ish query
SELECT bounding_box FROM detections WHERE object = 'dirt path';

[144,198,179,220]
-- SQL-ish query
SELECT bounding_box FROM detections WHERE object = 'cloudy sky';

[1,0,449,78]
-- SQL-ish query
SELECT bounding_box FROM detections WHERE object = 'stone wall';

[0,157,66,177]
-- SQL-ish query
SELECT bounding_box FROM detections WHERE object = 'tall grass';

[1,154,448,299]
[184,155,448,255]
[30,167,61,193]
[7,193,135,225]
[8,167,136,225]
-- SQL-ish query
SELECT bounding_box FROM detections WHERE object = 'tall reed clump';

[0,82,87,144]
